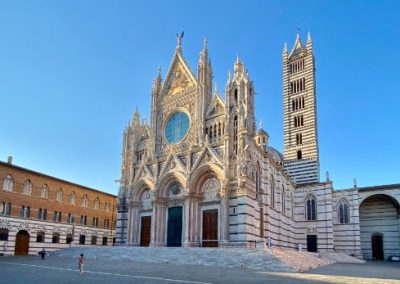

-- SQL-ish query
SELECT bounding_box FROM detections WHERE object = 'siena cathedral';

[115,34,400,260]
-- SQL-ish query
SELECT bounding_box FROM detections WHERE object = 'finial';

[296,33,300,40]
[326,171,330,182]
[236,53,241,64]
[307,32,312,42]
[353,178,357,188]
[258,120,263,130]
[214,82,219,95]
[203,36,208,50]
[176,31,184,47]
[283,42,288,53]
[227,69,231,81]
[157,65,161,76]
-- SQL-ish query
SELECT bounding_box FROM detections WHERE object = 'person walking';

[78,253,84,275]
[39,248,46,260]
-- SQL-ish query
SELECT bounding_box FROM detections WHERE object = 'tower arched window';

[234,89,238,103]
[338,200,350,224]
[297,150,302,160]
[305,195,317,221]
[23,180,32,195]
[3,175,13,191]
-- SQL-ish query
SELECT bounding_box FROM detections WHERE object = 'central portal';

[167,206,183,247]
[202,209,218,247]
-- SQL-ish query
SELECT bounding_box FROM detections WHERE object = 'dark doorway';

[91,236,97,245]
[79,235,86,245]
[307,234,317,252]
[140,216,151,247]
[167,206,182,247]
[202,209,218,247]
[371,234,384,260]
[15,230,30,255]
[66,234,73,244]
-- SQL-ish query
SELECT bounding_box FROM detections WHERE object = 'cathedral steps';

[268,247,364,272]
[51,246,293,272]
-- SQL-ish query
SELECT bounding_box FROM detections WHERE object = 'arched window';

[0,228,9,241]
[297,150,302,160]
[52,232,60,243]
[23,180,32,195]
[21,205,30,218]
[79,234,86,245]
[4,203,11,216]
[233,116,238,155]
[38,208,43,220]
[270,176,275,209]
[36,232,45,243]
[282,185,286,214]
[66,234,73,244]
[94,198,100,210]
[3,175,13,191]
[255,164,261,201]
[306,195,317,221]
[41,184,49,199]
[105,201,110,212]
[56,188,63,202]
[91,236,97,245]
[338,199,350,224]
[234,88,238,103]
[70,192,76,205]
[82,194,88,207]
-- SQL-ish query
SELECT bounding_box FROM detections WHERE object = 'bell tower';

[283,33,320,184]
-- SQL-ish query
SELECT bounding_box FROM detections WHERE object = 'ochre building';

[0,158,117,255]
[116,34,400,260]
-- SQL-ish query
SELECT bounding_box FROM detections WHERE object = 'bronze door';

[15,230,30,255]
[202,209,218,247]
[140,216,151,246]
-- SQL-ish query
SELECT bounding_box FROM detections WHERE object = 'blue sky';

[0,1,399,194]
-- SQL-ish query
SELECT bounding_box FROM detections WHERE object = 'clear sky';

[0,1,399,194]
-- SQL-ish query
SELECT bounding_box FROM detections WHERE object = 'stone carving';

[202,178,220,201]
[0,219,11,229]
[36,224,47,233]
[17,222,30,232]
[168,183,182,197]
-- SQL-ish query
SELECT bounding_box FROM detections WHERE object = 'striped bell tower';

[283,33,320,184]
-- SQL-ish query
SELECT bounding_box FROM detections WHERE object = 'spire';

[214,82,219,96]
[258,119,263,130]
[234,54,245,77]
[203,36,208,53]
[236,53,241,64]
[307,32,312,43]
[283,42,288,54]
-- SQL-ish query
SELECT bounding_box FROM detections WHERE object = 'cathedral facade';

[116,34,400,260]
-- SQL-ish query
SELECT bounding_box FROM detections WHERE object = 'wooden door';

[15,230,30,255]
[202,209,218,247]
[372,234,384,260]
[167,207,182,247]
[307,235,317,252]
[140,216,151,246]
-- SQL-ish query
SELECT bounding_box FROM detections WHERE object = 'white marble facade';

[115,35,400,260]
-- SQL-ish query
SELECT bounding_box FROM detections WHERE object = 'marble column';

[150,200,166,246]
[219,187,230,247]
[128,201,141,246]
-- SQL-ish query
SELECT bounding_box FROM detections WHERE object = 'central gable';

[161,51,197,99]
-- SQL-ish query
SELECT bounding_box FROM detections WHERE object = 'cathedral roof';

[267,146,284,163]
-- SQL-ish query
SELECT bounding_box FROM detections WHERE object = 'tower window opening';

[297,150,302,160]
[296,133,303,145]
[234,89,238,103]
